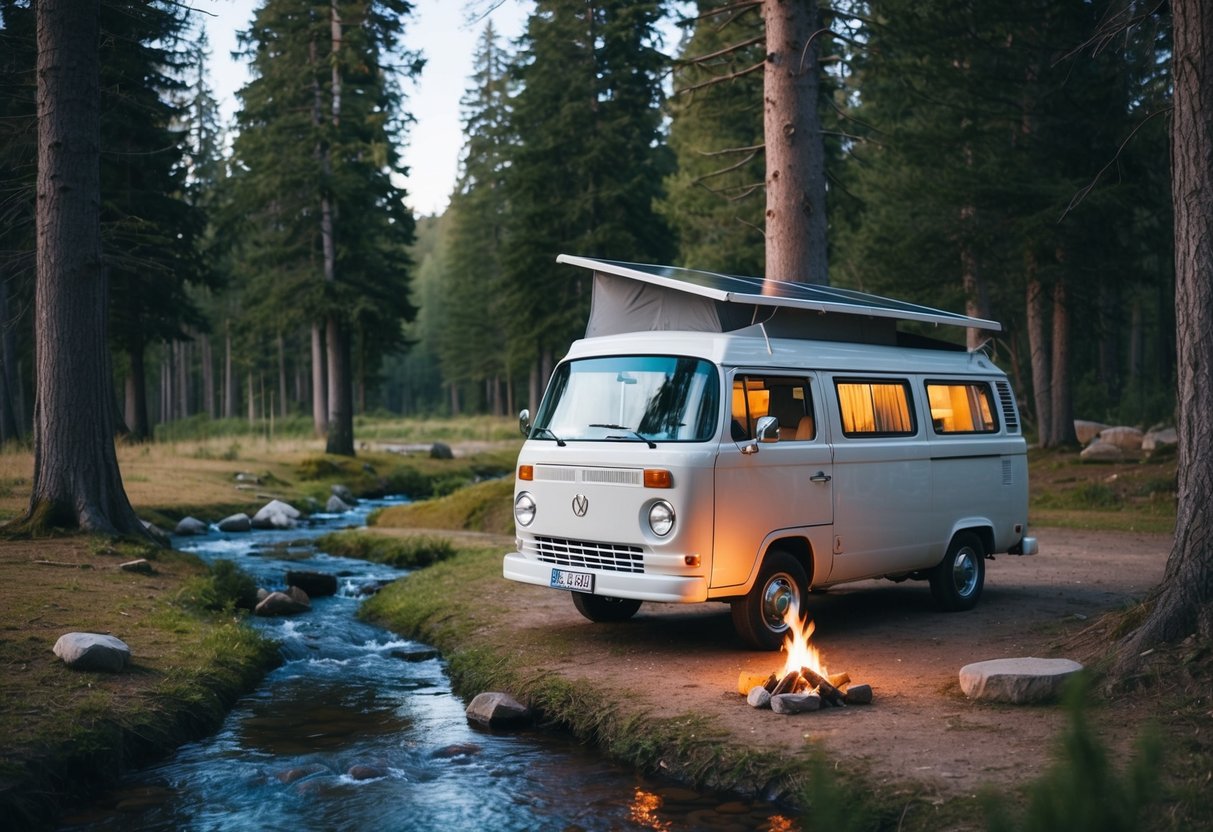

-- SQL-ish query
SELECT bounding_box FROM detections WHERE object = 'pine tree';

[501,0,674,402]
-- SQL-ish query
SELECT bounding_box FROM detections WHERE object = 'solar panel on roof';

[557,254,1001,333]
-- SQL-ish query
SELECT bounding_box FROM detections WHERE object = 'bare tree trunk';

[159,349,169,425]
[176,339,188,419]
[311,323,327,434]
[959,205,990,351]
[125,344,149,441]
[1049,278,1076,445]
[528,361,539,414]
[277,333,288,418]
[20,0,144,536]
[223,323,234,419]
[0,274,22,442]
[1025,257,1052,446]
[1116,0,1213,668]
[762,0,827,285]
[201,332,215,418]
[246,371,255,424]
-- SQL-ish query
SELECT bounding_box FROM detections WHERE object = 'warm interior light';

[518,464,533,481]
[643,468,672,488]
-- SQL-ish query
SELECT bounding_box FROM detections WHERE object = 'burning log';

[800,666,847,707]
[771,669,802,697]
[828,672,850,688]
[737,671,777,696]
[843,683,873,705]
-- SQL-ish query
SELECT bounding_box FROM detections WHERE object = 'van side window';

[926,381,998,434]
[731,375,816,441]
[835,379,915,436]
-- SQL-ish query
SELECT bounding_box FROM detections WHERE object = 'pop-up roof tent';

[559,254,1000,348]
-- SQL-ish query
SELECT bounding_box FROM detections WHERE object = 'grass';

[1028,448,1176,534]
[370,477,516,535]
[314,529,456,567]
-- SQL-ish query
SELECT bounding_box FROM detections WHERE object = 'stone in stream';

[331,484,357,504]
[346,764,386,781]
[254,591,309,617]
[959,657,1084,704]
[251,499,302,530]
[174,516,209,536]
[276,763,329,784]
[53,633,131,672]
[465,691,532,729]
[217,513,252,533]
[770,692,822,715]
[325,495,352,513]
[286,570,338,598]
[432,743,482,759]
[390,648,440,663]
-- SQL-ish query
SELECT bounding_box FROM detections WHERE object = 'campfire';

[737,608,872,715]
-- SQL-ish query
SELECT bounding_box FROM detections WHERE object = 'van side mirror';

[755,415,780,444]
[518,409,531,437]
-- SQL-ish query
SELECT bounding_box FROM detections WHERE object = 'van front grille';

[528,536,644,573]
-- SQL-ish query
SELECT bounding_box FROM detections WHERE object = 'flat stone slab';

[959,657,1083,704]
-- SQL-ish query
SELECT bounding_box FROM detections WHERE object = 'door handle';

[810,471,831,483]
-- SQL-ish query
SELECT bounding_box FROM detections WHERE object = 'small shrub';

[177,559,258,612]
[1070,482,1120,509]
[297,456,343,480]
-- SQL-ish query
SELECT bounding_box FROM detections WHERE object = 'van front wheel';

[930,532,985,611]
[731,549,807,651]
[572,592,642,622]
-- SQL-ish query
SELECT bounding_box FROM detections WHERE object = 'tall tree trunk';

[246,371,255,424]
[1025,258,1052,446]
[223,323,234,419]
[311,323,327,434]
[959,204,990,351]
[763,0,827,285]
[325,317,354,455]
[20,0,144,536]
[159,349,169,424]
[1116,0,1213,667]
[1049,276,1076,445]
[0,275,22,443]
[201,332,215,418]
[176,339,188,419]
[125,344,149,441]
[277,333,288,418]
[1098,283,1120,402]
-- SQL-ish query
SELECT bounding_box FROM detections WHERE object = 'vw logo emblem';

[572,494,589,517]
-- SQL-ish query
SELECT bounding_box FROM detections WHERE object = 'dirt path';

[495,527,1171,802]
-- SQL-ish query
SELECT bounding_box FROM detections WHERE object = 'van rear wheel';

[930,532,985,611]
[731,549,807,651]
[572,592,642,622]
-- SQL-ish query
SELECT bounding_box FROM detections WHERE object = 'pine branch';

[1059,107,1171,221]
[675,59,765,96]
[695,149,760,181]
[676,35,764,66]
[689,1,762,24]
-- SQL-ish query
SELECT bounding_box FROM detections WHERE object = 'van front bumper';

[503,552,709,603]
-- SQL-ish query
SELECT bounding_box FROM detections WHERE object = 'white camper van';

[502,256,1037,649]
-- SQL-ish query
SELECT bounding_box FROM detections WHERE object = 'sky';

[195,0,530,216]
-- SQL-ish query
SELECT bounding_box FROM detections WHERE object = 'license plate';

[550,568,594,593]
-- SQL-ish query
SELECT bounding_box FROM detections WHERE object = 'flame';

[780,605,828,679]
[627,788,671,831]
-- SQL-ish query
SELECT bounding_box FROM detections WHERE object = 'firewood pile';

[737,668,873,715]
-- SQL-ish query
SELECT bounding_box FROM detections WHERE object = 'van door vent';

[1002,457,1013,486]
[995,381,1019,433]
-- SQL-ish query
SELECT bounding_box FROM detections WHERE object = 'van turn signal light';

[518,465,534,481]
[643,469,672,488]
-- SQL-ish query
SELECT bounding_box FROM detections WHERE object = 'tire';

[930,531,986,611]
[730,548,808,650]
[571,592,642,622]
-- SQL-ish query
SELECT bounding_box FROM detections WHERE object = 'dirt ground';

[493,527,1172,802]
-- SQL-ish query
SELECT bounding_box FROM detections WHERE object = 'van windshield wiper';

[588,423,656,449]
[532,426,566,447]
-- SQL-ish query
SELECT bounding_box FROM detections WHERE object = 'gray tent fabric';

[586,272,724,337]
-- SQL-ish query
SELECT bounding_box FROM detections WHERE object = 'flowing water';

[58,499,798,831]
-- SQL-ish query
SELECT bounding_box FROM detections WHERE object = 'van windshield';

[533,356,721,443]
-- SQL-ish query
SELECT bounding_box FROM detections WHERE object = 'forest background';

[0,0,1175,454]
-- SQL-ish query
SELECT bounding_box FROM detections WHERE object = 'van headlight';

[648,500,675,536]
[514,492,536,527]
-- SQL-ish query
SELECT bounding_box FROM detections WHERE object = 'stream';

[57,498,798,831]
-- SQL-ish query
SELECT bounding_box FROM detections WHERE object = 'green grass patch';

[371,477,515,535]
[315,529,455,568]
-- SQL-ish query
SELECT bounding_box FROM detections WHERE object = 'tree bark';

[311,322,326,434]
[223,322,234,419]
[20,0,145,536]
[277,333,288,418]
[324,316,354,455]
[0,274,22,443]
[1116,0,1213,666]
[1025,257,1052,446]
[125,344,149,441]
[201,332,214,418]
[1049,277,1076,445]
[762,0,827,285]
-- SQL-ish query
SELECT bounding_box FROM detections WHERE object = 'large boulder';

[251,500,302,530]
[959,657,1083,704]
[287,570,338,598]
[254,591,309,617]
[217,513,252,532]
[1143,426,1178,453]
[1073,420,1109,446]
[53,633,131,672]
[429,442,454,460]
[465,691,531,729]
[1080,440,1123,462]
[326,495,352,513]
[331,484,356,504]
[1098,426,1143,452]
[174,516,209,536]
